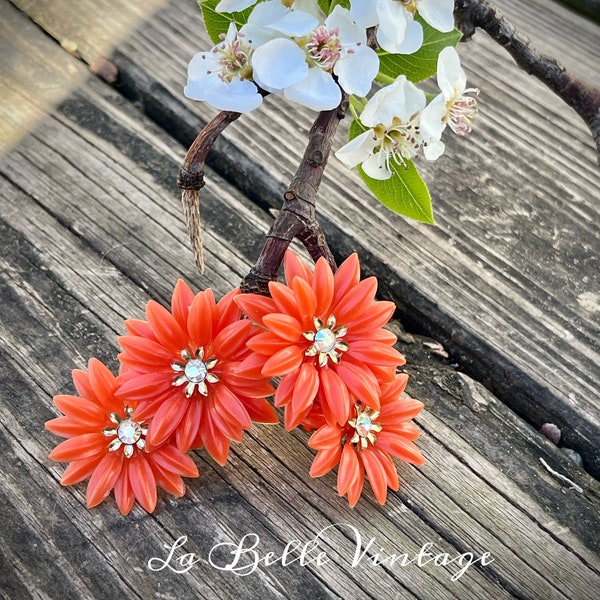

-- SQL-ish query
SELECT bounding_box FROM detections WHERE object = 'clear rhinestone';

[185,359,208,383]
[117,420,142,445]
[355,414,372,437]
[313,328,337,353]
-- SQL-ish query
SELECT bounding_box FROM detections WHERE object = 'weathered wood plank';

[1,3,600,599]
[4,184,598,599]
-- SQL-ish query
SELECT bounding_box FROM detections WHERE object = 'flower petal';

[146,300,188,353]
[235,293,277,325]
[187,289,215,350]
[312,258,335,319]
[344,300,395,334]
[53,394,106,424]
[347,341,405,367]
[319,367,351,426]
[309,446,342,477]
[175,397,203,452]
[240,396,279,424]
[274,371,297,408]
[419,0,455,33]
[146,393,190,449]
[334,45,379,97]
[150,444,199,478]
[118,336,174,371]
[308,424,342,450]
[332,276,377,323]
[212,319,253,359]
[335,361,380,410]
[373,447,399,491]
[252,38,308,90]
[262,313,302,342]
[201,408,231,465]
[262,344,305,377]
[171,279,195,332]
[360,447,388,504]
[289,363,320,427]
[128,455,157,513]
[376,432,425,464]
[114,463,135,515]
[284,67,342,111]
[292,276,318,325]
[268,281,299,317]
[347,464,365,507]
[284,250,312,285]
[86,451,124,508]
[60,456,102,485]
[337,443,360,496]
[116,371,171,402]
[49,433,106,462]
[213,383,252,430]
[332,253,360,307]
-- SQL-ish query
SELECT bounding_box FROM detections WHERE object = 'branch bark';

[177,110,241,272]
[240,98,348,295]
[454,0,600,162]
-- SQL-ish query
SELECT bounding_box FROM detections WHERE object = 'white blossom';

[184,22,263,113]
[336,75,443,179]
[251,5,379,111]
[350,0,455,54]
[215,0,257,12]
[420,46,479,144]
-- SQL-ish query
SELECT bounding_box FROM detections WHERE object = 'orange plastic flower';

[308,373,425,506]
[116,281,277,464]
[46,359,199,514]
[235,251,405,430]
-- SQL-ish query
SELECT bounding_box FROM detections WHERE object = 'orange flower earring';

[46,252,425,512]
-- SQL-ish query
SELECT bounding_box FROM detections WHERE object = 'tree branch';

[240,97,348,295]
[454,0,600,162]
[177,110,241,272]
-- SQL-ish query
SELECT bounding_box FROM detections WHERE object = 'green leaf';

[318,0,350,13]
[199,0,258,44]
[348,119,434,224]
[378,19,462,83]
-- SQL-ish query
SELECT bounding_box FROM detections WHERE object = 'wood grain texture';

[1,1,599,598]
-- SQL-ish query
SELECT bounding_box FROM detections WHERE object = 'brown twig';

[177,110,241,272]
[454,0,600,162]
[240,97,348,295]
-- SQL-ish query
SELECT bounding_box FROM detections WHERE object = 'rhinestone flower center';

[103,406,147,458]
[172,347,220,398]
[184,359,208,383]
[348,405,382,450]
[313,328,337,353]
[303,315,348,367]
[355,414,372,437]
[117,419,142,445]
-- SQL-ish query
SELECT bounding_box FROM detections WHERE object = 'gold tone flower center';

[102,406,147,458]
[303,315,348,367]
[171,347,220,398]
[348,405,382,450]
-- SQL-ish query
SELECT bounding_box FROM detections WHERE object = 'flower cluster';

[187,0,378,112]
[236,251,425,504]
[186,1,477,185]
[187,0,457,113]
[336,47,479,179]
[47,282,276,514]
[47,253,425,511]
